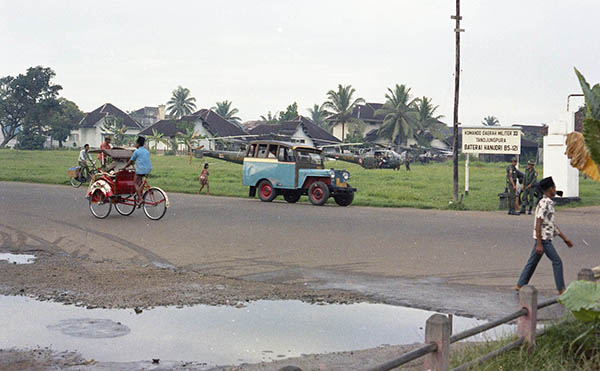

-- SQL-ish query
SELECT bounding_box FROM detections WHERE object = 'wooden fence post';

[423,314,451,371]
[517,285,537,350]
[578,268,595,281]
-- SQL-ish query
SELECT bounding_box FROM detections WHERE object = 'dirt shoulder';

[0,241,367,309]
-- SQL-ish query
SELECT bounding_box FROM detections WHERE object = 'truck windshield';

[296,150,324,166]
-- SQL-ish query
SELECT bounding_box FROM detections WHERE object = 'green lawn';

[1,149,599,211]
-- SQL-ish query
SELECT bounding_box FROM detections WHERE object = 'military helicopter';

[320,143,407,170]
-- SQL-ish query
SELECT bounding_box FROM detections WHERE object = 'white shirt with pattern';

[533,195,559,240]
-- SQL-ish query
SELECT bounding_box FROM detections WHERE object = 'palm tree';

[212,100,241,124]
[176,127,204,164]
[260,111,279,125]
[307,104,330,129]
[415,97,446,142]
[167,86,197,118]
[375,84,419,147]
[147,129,167,151]
[323,84,365,141]
[482,115,499,126]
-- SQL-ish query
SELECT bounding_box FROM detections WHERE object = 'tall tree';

[167,86,197,118]
[375,84,419,147]
[212,100,241,124]
[278,102,299,122]
[482,115,499,126]
[0,66,62,148]
[48,98,84,147]
[415,97,446,143]
[307,104,329,129]
[323,84,365,141]
[259,111,279,125]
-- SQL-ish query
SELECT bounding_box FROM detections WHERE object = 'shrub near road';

[1,149,599,211]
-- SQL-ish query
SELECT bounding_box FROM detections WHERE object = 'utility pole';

[451,0,464,202]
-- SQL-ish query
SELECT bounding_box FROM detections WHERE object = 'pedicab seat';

[115,170,136,195]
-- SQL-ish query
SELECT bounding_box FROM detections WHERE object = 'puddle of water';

[0,296,513,366]
[0,253,36,264]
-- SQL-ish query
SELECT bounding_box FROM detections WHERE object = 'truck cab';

[242,140,356,206]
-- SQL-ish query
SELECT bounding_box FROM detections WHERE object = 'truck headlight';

[329,169,335,178]
[342,171,350,180]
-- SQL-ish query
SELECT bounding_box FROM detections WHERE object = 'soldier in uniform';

[506,157,520,215]
[520,160,538,214]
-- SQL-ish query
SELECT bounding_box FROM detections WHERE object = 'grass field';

[1,149,599,211]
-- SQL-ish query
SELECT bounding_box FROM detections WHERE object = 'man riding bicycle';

[125,136,152,207]
[78,144,95,179]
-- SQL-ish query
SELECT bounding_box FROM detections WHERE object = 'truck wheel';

[308,181,329,206]
[284,191,301,203]
[258,180,277,202]
[334,191,354,207]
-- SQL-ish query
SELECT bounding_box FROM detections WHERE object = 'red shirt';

[98,142,111,161]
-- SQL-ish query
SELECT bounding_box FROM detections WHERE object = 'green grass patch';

[451,318,600,370]
[1,149,599,211]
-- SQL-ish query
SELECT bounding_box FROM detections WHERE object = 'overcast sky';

[1,0,599,126]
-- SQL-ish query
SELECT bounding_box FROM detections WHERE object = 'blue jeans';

[517,240,565,291]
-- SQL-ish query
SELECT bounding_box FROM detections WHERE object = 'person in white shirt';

[78,144,93,177]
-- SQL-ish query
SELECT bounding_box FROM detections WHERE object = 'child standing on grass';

[198,163,209,195]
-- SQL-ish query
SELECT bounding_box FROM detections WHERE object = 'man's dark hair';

[204,163,209,169]
[84,144,89,148]
[136,136,146,146]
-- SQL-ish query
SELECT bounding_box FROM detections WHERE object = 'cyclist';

[78,144,94,180]
[125,136,152,207]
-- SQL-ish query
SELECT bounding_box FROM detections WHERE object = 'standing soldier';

[520,160,538,214]
[506,157,520,215]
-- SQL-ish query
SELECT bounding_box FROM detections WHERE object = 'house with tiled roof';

[250,116,340,147]
[329,103,385,141]
[139,109,248,151]
[67,103,142,148]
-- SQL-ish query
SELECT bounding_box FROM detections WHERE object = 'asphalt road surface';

[2,181,598,318]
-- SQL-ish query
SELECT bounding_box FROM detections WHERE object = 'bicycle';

[69,161,100,188]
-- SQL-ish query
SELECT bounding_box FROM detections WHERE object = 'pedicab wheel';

[258,180,277,202]
[283,191,301,203]
[143,187,167,220]
[308,181,329,206]
[115,195,136,216]
[334,190,354,207]
[89,191,112,219]
[70,176,83,188]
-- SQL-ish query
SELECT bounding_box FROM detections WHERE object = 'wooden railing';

[368,268,596,371]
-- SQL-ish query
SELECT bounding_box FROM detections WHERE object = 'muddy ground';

[0,240,367,309]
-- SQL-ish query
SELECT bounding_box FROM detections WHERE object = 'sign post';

[461,127,522,196]
[465,154,469,195]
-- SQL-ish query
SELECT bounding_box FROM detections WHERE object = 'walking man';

[520,160,538,214]
[506,157,519,215]
[515,177,573,294]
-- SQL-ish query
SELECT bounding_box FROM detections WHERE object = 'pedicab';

[86,148,169,220]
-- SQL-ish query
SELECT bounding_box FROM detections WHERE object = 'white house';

[139,108,248,151]
[66,103,142,148]
[249,116,340,147]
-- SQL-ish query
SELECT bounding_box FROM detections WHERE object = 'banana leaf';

[558,280,600,322]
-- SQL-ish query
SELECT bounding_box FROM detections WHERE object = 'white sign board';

[462,128,521,154]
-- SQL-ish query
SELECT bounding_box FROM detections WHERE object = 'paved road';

[1,181,598,318]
